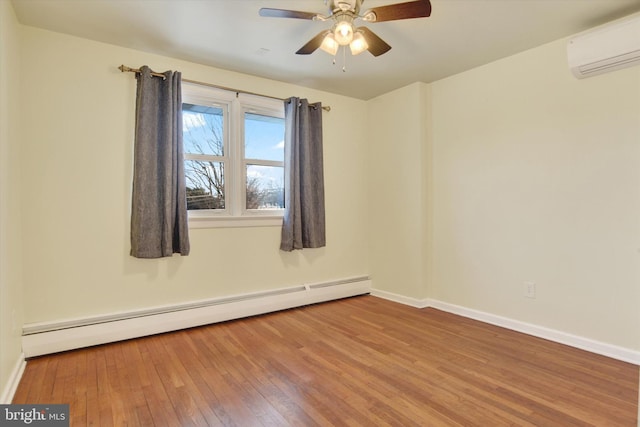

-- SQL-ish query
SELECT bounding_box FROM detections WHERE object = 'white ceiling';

[11,0,640,100]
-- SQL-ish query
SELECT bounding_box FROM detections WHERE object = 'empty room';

[1,0,639,425]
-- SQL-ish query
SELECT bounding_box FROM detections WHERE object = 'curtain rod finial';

[119,65,138,74]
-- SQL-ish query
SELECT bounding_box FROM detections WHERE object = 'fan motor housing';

[332,0,362,14]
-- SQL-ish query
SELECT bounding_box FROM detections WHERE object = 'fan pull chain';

[330,46,348,73]
[342,46,347,72]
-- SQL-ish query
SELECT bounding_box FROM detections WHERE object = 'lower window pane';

[246,165,284,210]
[185,160,225,210]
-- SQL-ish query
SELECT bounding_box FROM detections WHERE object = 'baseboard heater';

[22,276,371,358]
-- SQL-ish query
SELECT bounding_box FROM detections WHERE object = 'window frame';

[182,82,285,229]
[240,104,286,216]
[182,94,231,217]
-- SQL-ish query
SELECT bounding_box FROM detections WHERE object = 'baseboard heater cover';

[22,277,371,357]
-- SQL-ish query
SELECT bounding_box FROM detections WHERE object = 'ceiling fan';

[259,0,432,57]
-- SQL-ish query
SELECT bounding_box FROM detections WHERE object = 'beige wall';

[0,0,24,400]
[429,38,640,350]
[367,82,430,300]
[367,37,640,353]
[18,26,370,324]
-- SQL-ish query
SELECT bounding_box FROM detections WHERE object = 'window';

[182,83,285,228]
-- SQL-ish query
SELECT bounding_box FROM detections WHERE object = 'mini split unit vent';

[567,12,640,79]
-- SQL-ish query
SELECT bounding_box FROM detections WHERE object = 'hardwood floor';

[13,295,639,426]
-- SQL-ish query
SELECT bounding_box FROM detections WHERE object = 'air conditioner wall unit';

[567,12,640,79]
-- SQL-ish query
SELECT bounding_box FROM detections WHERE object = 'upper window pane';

[244,113,285,161]
[183,103,224,156]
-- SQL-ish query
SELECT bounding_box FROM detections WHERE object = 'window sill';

[188,215,283,229]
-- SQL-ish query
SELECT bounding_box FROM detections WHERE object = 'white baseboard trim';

[1,353,26,404]
[371,289,640,365]
[428,300,640,365]
[370,289,429,308]
[23,277,371,358]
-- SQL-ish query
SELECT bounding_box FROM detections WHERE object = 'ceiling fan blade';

[358,27,392,56]
[296,31,331,55]
[259,8,319,20]
[366,0,431,22]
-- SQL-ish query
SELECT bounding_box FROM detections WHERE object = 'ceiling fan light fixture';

[320,32,339,55]
[349,31,368,55]
[260,0,433,60]
[334,20,354,45]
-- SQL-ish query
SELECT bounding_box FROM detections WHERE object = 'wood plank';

[12,296,639,426]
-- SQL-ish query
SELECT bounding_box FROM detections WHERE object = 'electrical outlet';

[524,281,536,299]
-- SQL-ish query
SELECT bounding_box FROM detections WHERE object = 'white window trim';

[188,215,283,229]
[182,83,285,229]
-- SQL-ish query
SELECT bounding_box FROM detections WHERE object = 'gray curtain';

[280,97,326,251]
[130,66,190,258]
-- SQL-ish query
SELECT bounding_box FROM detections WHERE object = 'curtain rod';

[118,65,331,112]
